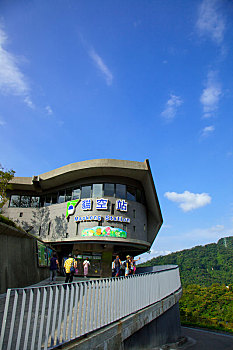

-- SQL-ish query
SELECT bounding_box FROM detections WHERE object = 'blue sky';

[0,0,232,260]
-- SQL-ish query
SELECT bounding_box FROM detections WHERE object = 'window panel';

[9,195,20,207]
[72,188,81,200]
[136,189,141,203]
[92,184,103,198]
[40,196,45,207]
[104,183,115,197]
[58,190,65,203]
[127,186,136,201]
[31,196,40,208]
[141,191,146,205]
[65,189,72,202]
[51,193,58,204]
[81,185,92,199]
[20,196,31,208]
[116,184,126,199]
[44,195,51,206]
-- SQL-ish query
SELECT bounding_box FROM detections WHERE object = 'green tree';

[0,164,15,210]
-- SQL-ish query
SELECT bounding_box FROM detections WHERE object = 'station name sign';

[66,198,130,223]
[74,215,130,223]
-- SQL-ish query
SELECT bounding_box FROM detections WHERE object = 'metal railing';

[0,266,181,350]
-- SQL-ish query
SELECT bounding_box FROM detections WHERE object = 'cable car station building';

[4,159,163,277]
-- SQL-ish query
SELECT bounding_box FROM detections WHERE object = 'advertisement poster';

[37,241,47,267]
[37,241,54,267]
[81,226,127,238]
[47,248,53,267]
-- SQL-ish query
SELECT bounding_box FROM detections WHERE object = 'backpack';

[70,259,75,273]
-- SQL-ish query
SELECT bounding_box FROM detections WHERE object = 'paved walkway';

[29,276,95,287]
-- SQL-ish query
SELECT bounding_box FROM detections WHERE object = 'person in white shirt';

[83,259,90,277]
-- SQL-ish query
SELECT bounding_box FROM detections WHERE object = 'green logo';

[66,199,80,218]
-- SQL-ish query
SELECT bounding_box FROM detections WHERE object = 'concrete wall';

[4,197,148,247]
[124,303,181,349]
[0,223,49,294]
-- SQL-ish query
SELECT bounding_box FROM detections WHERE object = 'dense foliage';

[139,236,233,286]
[0,214,24,231]
[139,237,233,333]
[0,164,15,209]
[180,284,233,333]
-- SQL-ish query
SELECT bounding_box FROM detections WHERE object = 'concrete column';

[101,245,113,278]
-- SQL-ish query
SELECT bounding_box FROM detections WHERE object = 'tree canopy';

[139,236,233,286]
[0,164,15,209]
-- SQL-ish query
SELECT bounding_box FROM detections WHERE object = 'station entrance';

[52,243,103,277]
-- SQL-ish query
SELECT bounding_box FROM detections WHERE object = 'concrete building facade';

[4,159,163,277]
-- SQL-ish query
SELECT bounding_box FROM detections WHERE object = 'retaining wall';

[0,222,49,294]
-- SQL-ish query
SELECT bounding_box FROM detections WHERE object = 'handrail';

[0,267,181,350]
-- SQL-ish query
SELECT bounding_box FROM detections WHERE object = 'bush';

[0,214,24,231]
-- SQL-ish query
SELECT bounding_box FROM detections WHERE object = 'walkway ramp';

[0,266,181,350]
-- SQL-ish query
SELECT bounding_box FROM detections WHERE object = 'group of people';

[49,253,91,283]
[112,255,140,277]
[49,252,140,284]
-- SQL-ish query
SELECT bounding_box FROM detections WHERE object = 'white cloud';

[0,27,33,107]
[89,48,113,86]
[45,105,53,115]
[161,94,183,121]
[138,250,172,263]
[200,71,221,118]
[164,190,211,212]
[196,0,225,44]
[201,125,215,137]
[24,96,35,109]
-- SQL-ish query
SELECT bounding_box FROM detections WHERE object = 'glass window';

[58,190,65,203]
[104,183,115,197]
[40,196,45,207]
[31,196,40,208]
[136,189,141,203]
[116,184,126,199]
[44,195,51,207]
[20,196,31,208]
[81,185,92,198]
[127,186,136,201]
[65,189,72,202]
[72,188,81,200]
[9,195,20,207]
[51,193,58,204]
[92,184,103,198]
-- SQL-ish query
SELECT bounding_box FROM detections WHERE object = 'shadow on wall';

[54,214,68,239]
[14,209,68,240]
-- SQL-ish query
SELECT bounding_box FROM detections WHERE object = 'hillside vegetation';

[139,236,233,333]
[139,236,233,287]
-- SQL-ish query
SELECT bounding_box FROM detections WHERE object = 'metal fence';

[0,266,181,350]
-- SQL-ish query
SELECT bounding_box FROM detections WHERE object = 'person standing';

[125,255,131,276]
[83,258,90,278]
[64,253,77,283]
[49,253,59,283]
[113,255,121,277]
[131,256,140,274]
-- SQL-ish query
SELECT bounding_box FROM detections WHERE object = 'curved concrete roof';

[9,159,163,244]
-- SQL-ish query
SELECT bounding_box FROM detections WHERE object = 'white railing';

[0,266,181,350]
